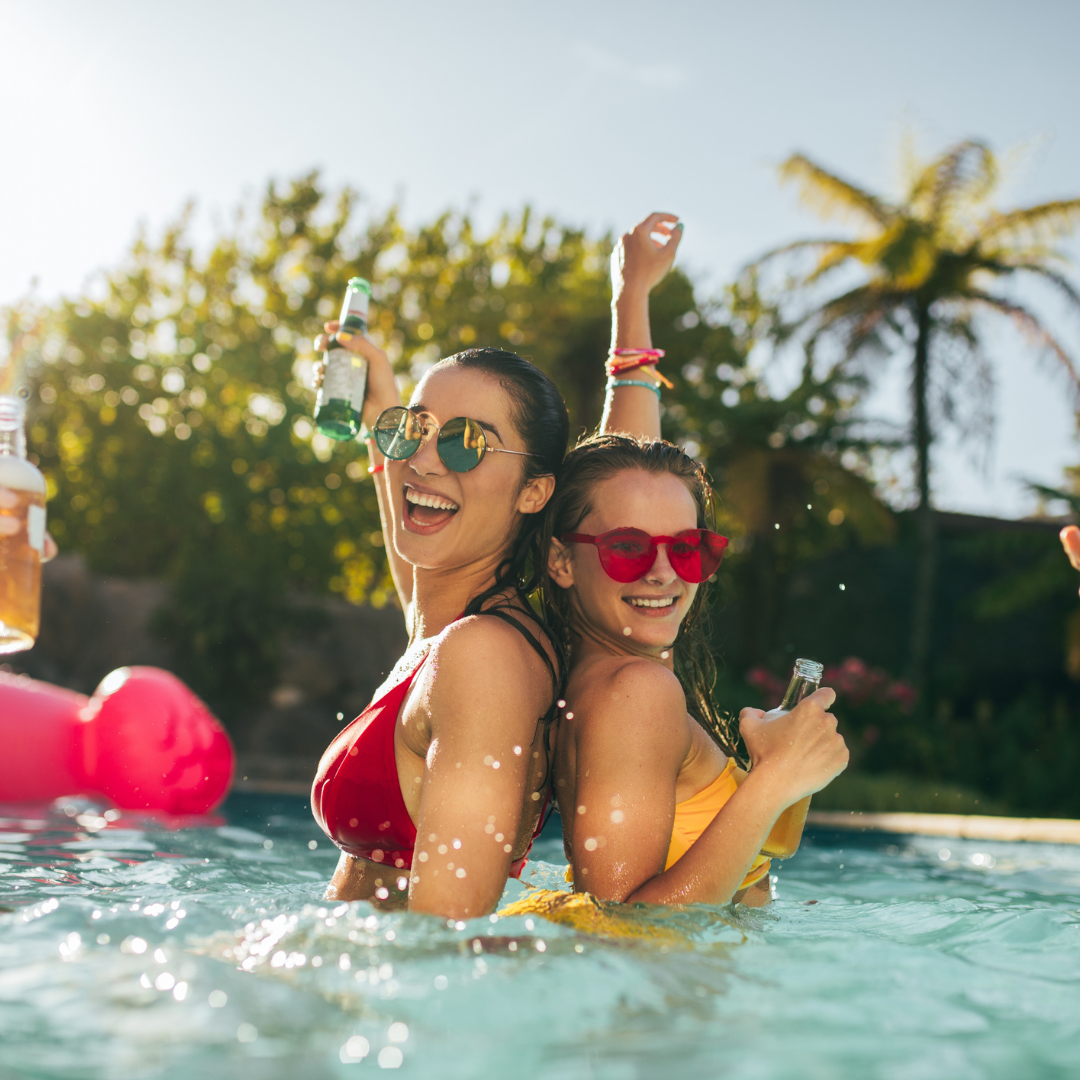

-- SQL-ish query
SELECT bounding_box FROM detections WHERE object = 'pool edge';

[807,810,1080,845]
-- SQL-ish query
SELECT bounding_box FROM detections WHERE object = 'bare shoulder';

[436,610,553,675]
[419,611,554,722]
[569,656,687,744]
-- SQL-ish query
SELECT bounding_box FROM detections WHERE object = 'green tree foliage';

[751,139,1080,691]
[2,173,884,719]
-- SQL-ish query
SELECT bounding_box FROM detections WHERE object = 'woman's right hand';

[314,320,401,430]
[739,687,849,804]
[610,212,682,305]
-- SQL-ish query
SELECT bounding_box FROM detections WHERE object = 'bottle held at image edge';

[755,658,823,859]
[0,394,47,654]
[314,277,371,440]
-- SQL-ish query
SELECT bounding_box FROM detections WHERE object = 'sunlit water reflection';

[1,794,1079,1079]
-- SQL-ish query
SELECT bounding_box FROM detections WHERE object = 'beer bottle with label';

[0,394,47,653]
[760,658,824,859]
[314,277,371,440]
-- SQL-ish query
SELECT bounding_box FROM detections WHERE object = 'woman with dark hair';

[309,326,568,918]
[538,219,849,907]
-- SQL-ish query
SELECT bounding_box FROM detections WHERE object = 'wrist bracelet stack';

[605,347,672,397]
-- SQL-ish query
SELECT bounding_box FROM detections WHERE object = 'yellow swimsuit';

[665,757,772,889]
[501,757,771,933]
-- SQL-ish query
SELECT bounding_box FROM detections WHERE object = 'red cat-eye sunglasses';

[561,527,728,584]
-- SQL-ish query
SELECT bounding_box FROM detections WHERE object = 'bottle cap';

[793,658,823,682]
[0,394,26,431]
[347,277,372,296]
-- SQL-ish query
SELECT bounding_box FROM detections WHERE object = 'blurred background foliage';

[4,170,1079,815]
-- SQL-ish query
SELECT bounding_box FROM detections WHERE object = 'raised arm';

[406,617,554,919]
[600,212,682,440]
[314,323,414,623]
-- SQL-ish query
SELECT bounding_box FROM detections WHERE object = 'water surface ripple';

[1,794,1078,1079]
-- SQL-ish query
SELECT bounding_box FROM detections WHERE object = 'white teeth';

[627,598,675,609]
[405,488,459,512]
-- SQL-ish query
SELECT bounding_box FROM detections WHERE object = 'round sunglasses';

[561,527,728,584]
[373,406,536,473]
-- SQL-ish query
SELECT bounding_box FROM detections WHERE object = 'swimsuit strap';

[479,605,562,711]
[476,604,562,818]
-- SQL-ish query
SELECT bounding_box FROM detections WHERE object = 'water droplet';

[340,1035,370,1062]
[378,1046,404,1068]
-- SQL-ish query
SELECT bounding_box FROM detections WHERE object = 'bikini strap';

[479,606,562,709]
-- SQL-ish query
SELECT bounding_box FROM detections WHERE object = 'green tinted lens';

[374,407,422,459]
[437,417,485,472]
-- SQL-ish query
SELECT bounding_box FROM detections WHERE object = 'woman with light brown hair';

[538,218,849,907]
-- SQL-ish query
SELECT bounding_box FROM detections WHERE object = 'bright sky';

[2,0,1078,517]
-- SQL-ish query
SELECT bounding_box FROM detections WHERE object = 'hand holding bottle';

[314,321,400,431]
[739,687,849,805]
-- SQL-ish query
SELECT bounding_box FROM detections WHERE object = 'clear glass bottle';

[314,277,371,440]
[0,394,47,653]
[760,658,823,859]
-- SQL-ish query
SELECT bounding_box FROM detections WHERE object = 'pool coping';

[807,810,1080,845]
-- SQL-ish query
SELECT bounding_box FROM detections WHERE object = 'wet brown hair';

[538,433,741,760]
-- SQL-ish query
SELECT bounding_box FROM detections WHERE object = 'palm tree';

[750,139,1080,694]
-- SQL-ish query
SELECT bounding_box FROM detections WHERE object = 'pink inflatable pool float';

[0,666,234,813]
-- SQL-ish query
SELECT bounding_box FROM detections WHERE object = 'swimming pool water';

[1,794,1078,1079]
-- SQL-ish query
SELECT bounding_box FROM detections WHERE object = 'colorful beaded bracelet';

[607,377,662,400]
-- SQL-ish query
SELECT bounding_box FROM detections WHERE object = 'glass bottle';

[760,658,824,859]
[314,277,371,440]
[0,394,47,653]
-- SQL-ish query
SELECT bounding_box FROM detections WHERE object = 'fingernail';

[675,221,684,230]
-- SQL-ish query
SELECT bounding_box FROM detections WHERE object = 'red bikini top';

[311,609,557,877]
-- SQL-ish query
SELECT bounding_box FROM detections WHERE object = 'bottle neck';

[778,658,824,711]
[0,396,27,458]
[778,674,819,712]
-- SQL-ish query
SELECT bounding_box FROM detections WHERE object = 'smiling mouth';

[405,485,460,528]
[625,597,677,610]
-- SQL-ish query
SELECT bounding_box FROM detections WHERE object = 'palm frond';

[987,261,1080,311]
[803,284,907,364]
[1028,481,1080,518]
[749,237,858,265]
[927,142,997,225]
[778,154,892,229]
[964,290,1080,398]
[977,199,1080,250]
[804,242,862,285]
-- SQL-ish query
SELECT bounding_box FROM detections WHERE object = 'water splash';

[2,796,1079,1079]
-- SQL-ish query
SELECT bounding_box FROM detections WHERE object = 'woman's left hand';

[611,212,683,304]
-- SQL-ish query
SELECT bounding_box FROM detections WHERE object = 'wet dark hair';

[441,349,569,691]
[538,433,741,760]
